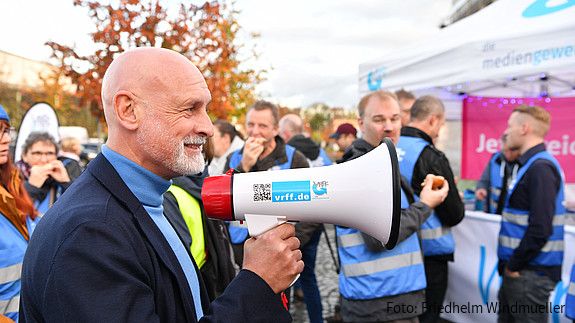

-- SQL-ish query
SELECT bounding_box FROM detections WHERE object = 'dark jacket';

[400,126,464,261]
[163,168,237,301]
[337,138,432,321]
[19,154,291,323]
[287,134,321,160]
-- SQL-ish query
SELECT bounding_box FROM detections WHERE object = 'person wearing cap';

[0,104,40,322]
[330,123,357,153]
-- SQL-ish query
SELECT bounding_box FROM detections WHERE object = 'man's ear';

[113,90,141,131]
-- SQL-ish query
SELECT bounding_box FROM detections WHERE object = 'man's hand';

[47,160,71,183]
[240,137,266,171]
[242,223,304,294]
[420,174,449,208]
[28,164,54,188]
[505,267,520,278]
[475,188,487,201]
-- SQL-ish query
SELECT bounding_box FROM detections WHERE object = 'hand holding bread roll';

[419,174,449,208]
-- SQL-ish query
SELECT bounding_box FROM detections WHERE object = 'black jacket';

[163,168,238,301]
[287,134,321,160]
[20,154,291,322]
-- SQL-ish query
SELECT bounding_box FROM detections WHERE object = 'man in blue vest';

[20,48,301,322]
[475,134,520,214]
[396,95,464,323]
[337,90,449,322]
[224,101,309,266]
[497,105,565,323]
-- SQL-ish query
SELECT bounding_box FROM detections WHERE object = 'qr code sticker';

[253,183,271,201]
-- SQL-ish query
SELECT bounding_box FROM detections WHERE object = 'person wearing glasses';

[16,132,71,216]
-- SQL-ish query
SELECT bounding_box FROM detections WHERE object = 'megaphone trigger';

[244,214,288,237]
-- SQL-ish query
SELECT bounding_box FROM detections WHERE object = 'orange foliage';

[47,0,263,121]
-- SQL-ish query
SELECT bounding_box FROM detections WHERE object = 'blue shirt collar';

[101,145,171,207]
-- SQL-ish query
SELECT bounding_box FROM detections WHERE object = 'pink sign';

[462,96,575,183]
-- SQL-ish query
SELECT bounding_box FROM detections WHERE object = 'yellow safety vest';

[167,185,206,268]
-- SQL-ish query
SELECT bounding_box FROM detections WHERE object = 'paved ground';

[290,225,340,323]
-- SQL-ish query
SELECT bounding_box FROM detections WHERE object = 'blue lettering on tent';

[522,0,575,18]
[367,68,385,91]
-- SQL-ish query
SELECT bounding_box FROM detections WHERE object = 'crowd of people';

[0,47,573,323]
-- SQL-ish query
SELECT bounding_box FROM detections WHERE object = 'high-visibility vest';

[337,189,426,299]
[307,148,333,167]
[498,151,565,267]
[226,145,296,244]
[167,185,206,268]
[397,136,455,256]
[488,152,504,214]
[0,214,39,321]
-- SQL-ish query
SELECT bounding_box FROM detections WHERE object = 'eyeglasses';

[29,151,56,158]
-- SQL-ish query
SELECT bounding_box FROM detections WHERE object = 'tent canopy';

[359,0,575,99]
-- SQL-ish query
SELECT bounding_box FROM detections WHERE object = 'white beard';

[137,117,206,176]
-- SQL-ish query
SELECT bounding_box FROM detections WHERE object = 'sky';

[0,0,451,109]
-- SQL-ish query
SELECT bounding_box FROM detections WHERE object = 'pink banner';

[462,96,575,183]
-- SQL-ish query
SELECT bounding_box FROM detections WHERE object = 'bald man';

[19,48,301,322]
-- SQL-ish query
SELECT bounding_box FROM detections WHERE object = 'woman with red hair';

[0,104,38,322]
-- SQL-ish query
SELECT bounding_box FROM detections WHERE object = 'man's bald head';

[100,47,213,179]
[278,114,304,142]
[101,48,208,130]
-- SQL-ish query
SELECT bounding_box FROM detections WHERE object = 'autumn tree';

[47,0,263,122]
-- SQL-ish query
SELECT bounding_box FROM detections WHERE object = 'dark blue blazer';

[20,154,291,322]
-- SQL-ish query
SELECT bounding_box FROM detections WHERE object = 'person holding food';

[396,95,464,323]
[335,90,449,322]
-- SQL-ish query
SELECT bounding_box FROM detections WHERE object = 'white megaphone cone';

[202,137,401,249]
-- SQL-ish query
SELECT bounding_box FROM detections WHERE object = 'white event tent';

[359,0,575,109]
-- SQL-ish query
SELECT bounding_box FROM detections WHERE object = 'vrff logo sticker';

[252,180,330,202]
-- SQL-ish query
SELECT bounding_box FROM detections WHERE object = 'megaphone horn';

[202,138,401,249]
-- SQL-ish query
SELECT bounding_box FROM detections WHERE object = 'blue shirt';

[101,145,204,319]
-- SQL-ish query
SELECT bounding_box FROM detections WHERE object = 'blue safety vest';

[497,151,565,267]
[227,145,296,244]
[397,136,455,256]
[0,214,39,321]
[566,264,575,319]
[337,189,426,300]
[488,152,504,214]
[307,148,333,167]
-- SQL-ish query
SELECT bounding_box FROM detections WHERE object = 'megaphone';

[202,138,401,249]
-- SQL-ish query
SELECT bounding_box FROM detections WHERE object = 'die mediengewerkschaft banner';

[461,96,575,183]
